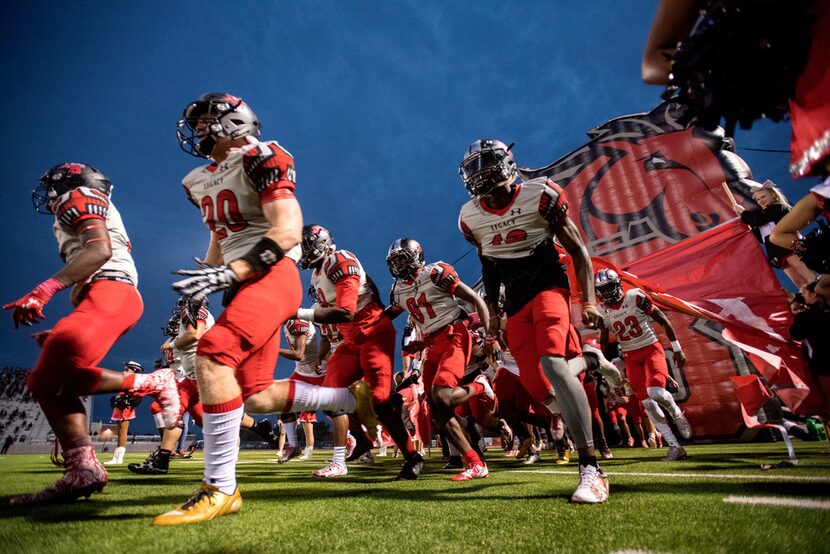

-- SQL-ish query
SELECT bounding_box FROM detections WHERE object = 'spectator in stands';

[1,435,14,454]
[733,180,816,288]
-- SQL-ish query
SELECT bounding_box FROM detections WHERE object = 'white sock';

[647,386,683,420]
[202,402,244,495]
[642,398,679,448]
[332,446,346,466]
[283,421,298,447]
[291,382,356,413]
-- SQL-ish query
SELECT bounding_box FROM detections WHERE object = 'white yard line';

[506,469,830,482]
[723,495,830,510]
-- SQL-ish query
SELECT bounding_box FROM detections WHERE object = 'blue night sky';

[0,2,807,432]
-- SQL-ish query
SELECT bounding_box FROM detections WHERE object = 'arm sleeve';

[429,262,460,294]
[538,179,569,227]
[480,255,501,306]
[54,187,109,232]
[242,142,297,203]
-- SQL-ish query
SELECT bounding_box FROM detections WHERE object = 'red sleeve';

[429,262,459,294]
[196,307,210,323]
[538,179,569,226]
[458,216,478,247]
[54,187,109,232]
[288,320,310,337]
[242,142,296,203]
[334,274,361,312]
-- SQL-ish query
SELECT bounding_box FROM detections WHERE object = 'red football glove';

[3,278,67,329]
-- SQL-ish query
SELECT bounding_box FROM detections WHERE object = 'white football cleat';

[313,461,347,478]
[570,465,609,504]
[581,343,622,385]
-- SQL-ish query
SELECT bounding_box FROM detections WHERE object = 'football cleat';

[450,462,489,481]
[599,448,614,460]
[555,449,570,465]
[662,445,688,462]
[443,455,463,469]
[474,374,495,401]
[251,419,280,450]
[278,444,301,464]
[523,451,541,465]
[349,380,379,434]
[647,434,658,449]
[127,454,168,475]
[11,446,107,505]
[674,412,692,440]
[153,482,242,526]
[313,461,348,478]
[581,342,622,385]
[395,452,425,480]
[358,452,375,465]
[569,465,610,504]
[516,437,533,459]
[131,368,181,428]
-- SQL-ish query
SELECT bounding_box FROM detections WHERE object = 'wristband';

[240,237,285,274]
[296,308,316,322]
[671,340,682,352]
[32,277,68,301]
[484,335,498,344]
[582,302,595,309]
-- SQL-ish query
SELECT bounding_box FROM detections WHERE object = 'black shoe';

[442,455,463,470]
[395,452,424,480]
[252,419,279,450]
[345,434,374,462]
[127,454,169,475]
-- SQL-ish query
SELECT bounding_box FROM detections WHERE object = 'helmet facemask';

[459,140,517,197]
[386,239,424,280]
[299,225,334,269]
[177,93,261,159]
[595,269,624,305]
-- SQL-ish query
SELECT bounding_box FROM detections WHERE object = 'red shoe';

[278,444,301,464]
[11,445,107,505]
[132,369,181,428]
[450,462,489,482]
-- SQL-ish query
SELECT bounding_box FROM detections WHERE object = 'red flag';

[729,375,773,416]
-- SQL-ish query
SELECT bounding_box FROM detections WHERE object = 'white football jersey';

[182,139,298,263]
[458,177,567,259]
[284,319,322,377]
[52,187,138,286]
[311,250,372,311]
[389,261,464,335]
[599,288,660,352]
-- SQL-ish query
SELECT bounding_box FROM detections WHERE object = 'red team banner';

[520,101,817,437]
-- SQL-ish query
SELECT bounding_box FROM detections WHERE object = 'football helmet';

[595,268,624,305]
[33,162,112,214]
[386,238,425,280]
[299,224,335,269]
[177,92,261,159]
[459,139,517,197]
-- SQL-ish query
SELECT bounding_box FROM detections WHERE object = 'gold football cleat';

[153,481,242,526]
[349,380,378,432]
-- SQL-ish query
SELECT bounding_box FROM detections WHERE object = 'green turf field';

[0,442,828,553]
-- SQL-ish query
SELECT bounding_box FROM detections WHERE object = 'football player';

[4,163,181,504]
[104,361,146,465]
[458,140,609,503]
[595,268,692,461]
[385,238,497,480]
[297,225,423,479]
[129,297,213,475]
[157,93,377,525]
[278,317,323,462]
